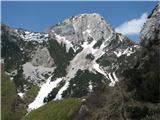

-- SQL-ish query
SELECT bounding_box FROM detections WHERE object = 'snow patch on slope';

[82,29,92,38]
[18,92,25,99]
[19,31,49,43]
[28,76,63,111]
[54,81,70,100]
[114,47,136,57]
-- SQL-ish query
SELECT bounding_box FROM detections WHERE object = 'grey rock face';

[1,24,55,88]
[48,13,113,45]
[31,47,54,67]
[140,4,160,47]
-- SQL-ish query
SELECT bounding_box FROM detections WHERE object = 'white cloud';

[115,13,148,35]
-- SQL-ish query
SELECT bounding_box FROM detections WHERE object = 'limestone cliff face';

[48,13,113,45]
[140,4,160,47]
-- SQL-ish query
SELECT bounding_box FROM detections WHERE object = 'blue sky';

[1,1,158,43]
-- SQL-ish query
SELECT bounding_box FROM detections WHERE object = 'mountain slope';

[1,12,139,117]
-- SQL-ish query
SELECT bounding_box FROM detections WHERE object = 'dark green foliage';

[13,66,27,92]
[97,55,113,67]
[48,39,74,78]
[86,85,107,109]
[87,84,123,120]
[93,37,104,49]
[73,82,122,120]
[85,53,95,60]
[142,114,160,120]
[1,34,23,70]
[123,100,160,120]
[96,52,118,72]
[121,47,160,120]
[123,44,160,103]
[23,98,82,120]
[125,105,149,119]
[62,70,104,98]
[87,36,94,44]
[1,25,33,70]
[23,41,41,61]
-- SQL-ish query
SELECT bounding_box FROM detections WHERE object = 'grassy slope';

[1,71,17,120]
[1,69,27,120]
[23,98,82,120]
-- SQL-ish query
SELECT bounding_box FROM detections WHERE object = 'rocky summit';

[1,3,160,120]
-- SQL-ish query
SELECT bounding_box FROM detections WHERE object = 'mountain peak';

[70,13,104,21]
[48,13,114,46]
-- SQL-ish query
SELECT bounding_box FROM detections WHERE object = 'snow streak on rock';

[108,72,119,86]
[54,32,75,52]
[108,73,115,87]
[113,72,119,82]
[93,63,106,76]
[88,81,93,92]
[114,46,136,57]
